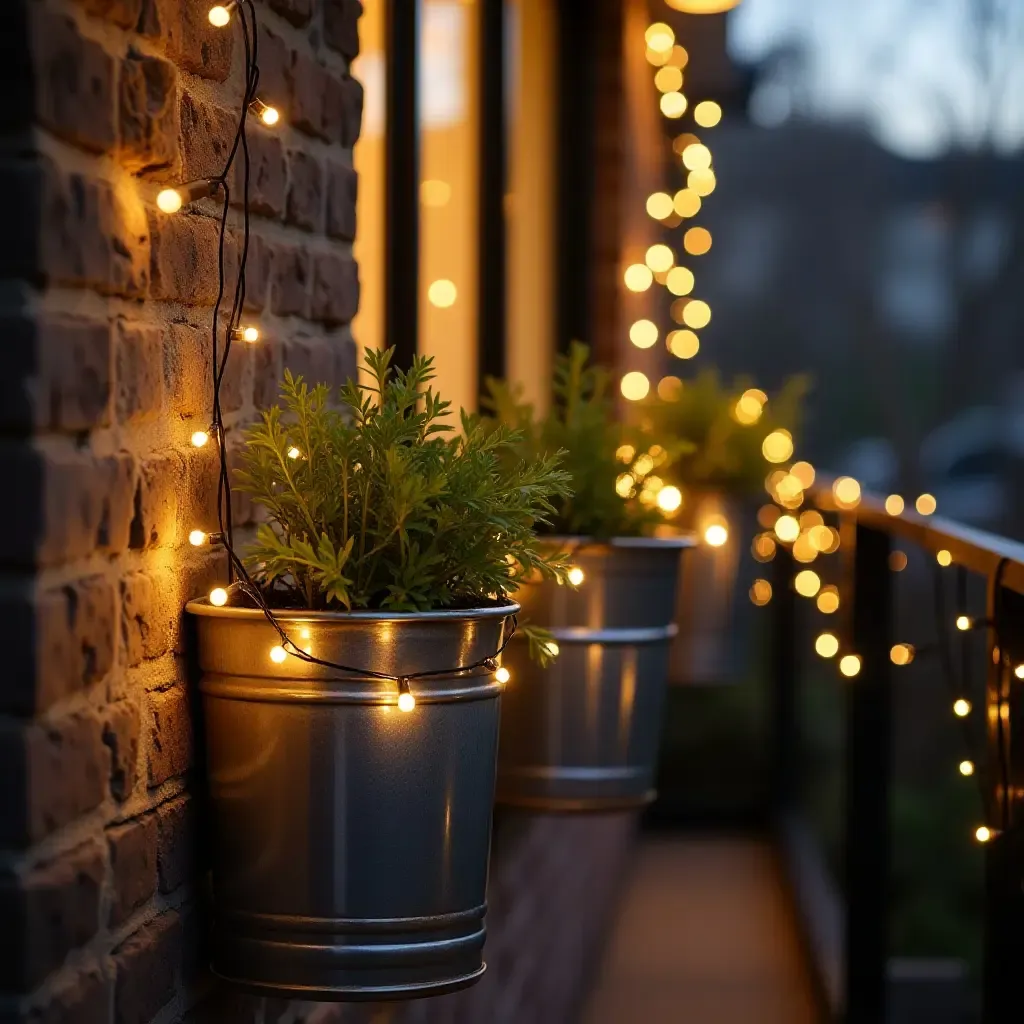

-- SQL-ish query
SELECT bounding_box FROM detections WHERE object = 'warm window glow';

[750,578,772,606]
[885,494,904,516]
[645,23,675,52]
[682,299,711,329]
[816,586,840,614]
[890,643,915,666]
[629,319,658,349]
[693,100,722,127]
[667,329,700,359]
[620,372,650,401]
[646,192,674,219]
[645,244,675,272]
[839,655,862,677]
[815,633,839,658]
[936,549,952,567]
[762,429,794,464]
[654,66,684,93]
[681,144,712,171]
[683,227,712,255]
[673,189,701,217]
[774,514,800,542]
[687,169,716,196]
[427,279,457,308]
[660,92,688,119]
[657,485,683,513]
[624,264,654,292]
[420,179,452,207]
[794,570,821,597]
[916,493,937,515]
[833,476,862,508]
[666,266,695,296]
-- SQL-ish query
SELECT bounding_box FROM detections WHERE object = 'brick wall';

[0,2,635,1022]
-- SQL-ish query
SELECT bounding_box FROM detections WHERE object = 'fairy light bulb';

[156,188,183,214]
[815,633,839,659]
[233,326,260,343]
[975,826,993,843]
[568,566,585,587]
[270,645,287,664]
[287,447,301,460]
[953,698,971,717]
[156,178,219,214]
[208,3,235,27]
[839,655,862,677]
[250,98,281,126]
[545,642,560,659]
[397,677,415,712]
[209,587,228,607]
[189,529,208,547]
[495,666,511,684]
[956,615,971,631]
[1015,664,1024,680]
[191,430,210,448]
[959,760,975,777]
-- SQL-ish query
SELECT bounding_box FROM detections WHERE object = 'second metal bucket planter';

[187,600,517,1001]
[496,536,693,811]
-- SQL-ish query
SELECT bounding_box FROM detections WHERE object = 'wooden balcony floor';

[583,837,820,1024]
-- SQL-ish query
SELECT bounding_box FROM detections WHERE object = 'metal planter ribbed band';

[187,600,518,1002]
[496,536,693,811]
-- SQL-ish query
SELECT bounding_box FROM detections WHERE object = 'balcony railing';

[771,481,1024,1023]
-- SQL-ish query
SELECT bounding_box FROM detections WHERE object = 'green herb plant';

[484,342,683,538]
[236,348,573,660]
[640,370,809,497]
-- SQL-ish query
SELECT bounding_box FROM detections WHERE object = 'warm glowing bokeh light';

[833,476,862,507]
[682,299,711,329]
[270,645,288,664]
[953,698,971,717]
[687,168,716,195]
[646,192,674,219]
[794,570,821,597]
[704,517,728,547]
[624,263,654,292]
[885,494,905,516]
[645,244,675,272]
[889,550,908,572]
[733,389,764,425]
[683,227,712,255]
[667,329,700,359]
[428,279,457,308]
[839,655,862,677]
[657,486,683,513]
[956,615,971,632]
[673,189,701,217]
[815,633,839,658]
[693,99,722,126]
[975,826,993,843]
[568,566,585,587]
[665,0,742,13]
[667,45,689,68]
[936,549,952,567]
[615,473,634,498]
[750,579,772,606]
[666,266,695,296]
[791,461,815,488]
[421,179,452,207]
[657,376,682,401]
[959,760,975,776]
[660,92,688,119]
[654,66,684,93]
[645,23,675,52]
[890,643,915,666]
[681,143,713,171]
[816,586,840,614]
[616,444,635,463]
[629,319,658,349]
[620,372,650,402]
[762,429,794,464]
[916,493,937,515]
[774,514,800,543]
[752,534,776,562]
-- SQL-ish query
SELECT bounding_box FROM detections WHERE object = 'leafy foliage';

[484,342,683,538]
[235,348,573,620]
[640,370,809,496]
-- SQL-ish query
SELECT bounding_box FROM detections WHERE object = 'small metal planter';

[496,536,693,811]
[187,600,517,1001]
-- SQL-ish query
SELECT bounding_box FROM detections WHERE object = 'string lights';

[173,1,519,711]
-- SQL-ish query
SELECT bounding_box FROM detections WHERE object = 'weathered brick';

[284,337,336,386]
[155,795,193,894]
[243,131,286,219]
[121,570,177,665]
[286,151,323,232]
[103,700,141,801]
[0,448,134,569]
[324,74,363,149]
[139,0,233,82]
[74,0,143,29]
[0,313,111,434]
[0,711,107,846]
[183,442,221,531]
[311,252,359,326]
[2,966,112,1024]
[40,159,150,298]
[148,687,191,786]
[31,8,116,154]
[108,815,158,925]
[115,320,164,424]
[0,843,104,992]
[178,88,236,184]
[270,244,310,317]
[118,52,179,173]
[257,25,289,108]
[57,574,118,694]
[113,911,181,1024]
[253,336,283,410]
[287,49,328,139]
[269,0,313,27]
[243,233,271,313]
[324,0,362,59]
[149,211,230,305]
[326,162,357,241]
[130,451,185,550]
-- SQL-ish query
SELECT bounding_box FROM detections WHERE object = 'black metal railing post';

[772,544,798,813]
[844,523,893,1023]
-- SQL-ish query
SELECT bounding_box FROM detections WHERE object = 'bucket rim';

[186,598,521,622]
[539,533,697,550]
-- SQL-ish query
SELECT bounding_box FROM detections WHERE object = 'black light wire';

[199,0,517,691]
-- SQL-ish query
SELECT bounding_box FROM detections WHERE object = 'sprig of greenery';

[484,342,685,538]
[235,348,573,622]
[639,370,809,496]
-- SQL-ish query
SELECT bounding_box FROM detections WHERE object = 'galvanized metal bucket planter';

[496,536,693,811]
[187,600,518,1001]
